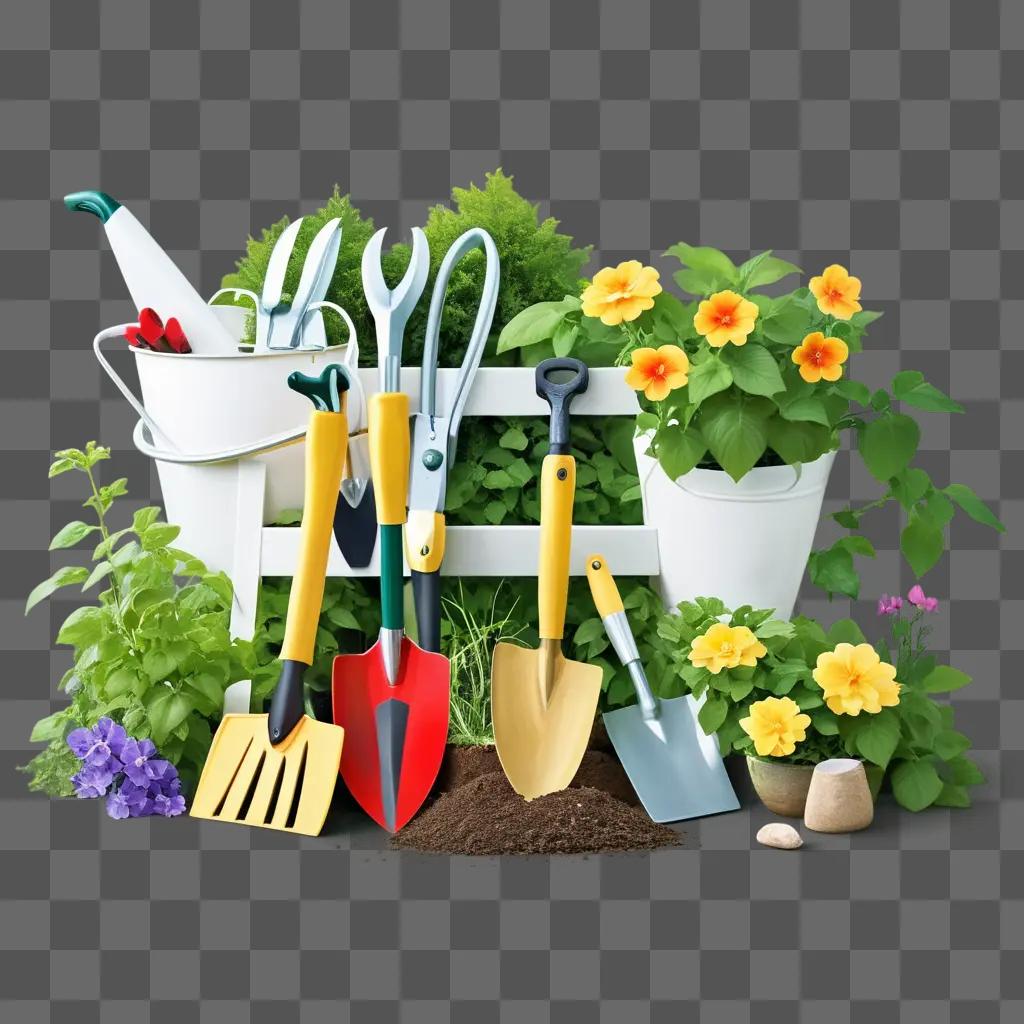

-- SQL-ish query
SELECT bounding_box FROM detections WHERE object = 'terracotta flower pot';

[746,756,815,817]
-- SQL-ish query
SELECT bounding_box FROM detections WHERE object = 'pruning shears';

[406,228,500,652]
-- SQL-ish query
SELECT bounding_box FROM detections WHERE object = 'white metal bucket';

[94,306,355,572]
[634,437,836,620]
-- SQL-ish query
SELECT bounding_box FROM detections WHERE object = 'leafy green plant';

[656,596,985,811]
[22,444,252,797]
[443,581,526,745]
[499,244,1004,597]
[220,170,590,367]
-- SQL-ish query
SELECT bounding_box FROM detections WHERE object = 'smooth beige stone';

[803,758,874,833]
[756,822,803,850]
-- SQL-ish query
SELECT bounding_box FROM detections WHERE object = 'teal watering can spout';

[64,190,121,223]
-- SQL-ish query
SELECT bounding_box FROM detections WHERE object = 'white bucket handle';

[94,325,180,450]
[674,461,804,501]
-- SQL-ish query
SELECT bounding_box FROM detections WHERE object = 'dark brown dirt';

[436,744,640,807]
[392,770,680,856]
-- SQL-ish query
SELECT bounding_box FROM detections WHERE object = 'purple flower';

[877,594,903,616]
[152,789,186,817]
[907,584,939,612]
[119,738,166,787]
[71,762,116,799]
[105,787,133,819]
[66,716,127,768]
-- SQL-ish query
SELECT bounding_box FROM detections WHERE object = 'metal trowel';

[585,554,740,824]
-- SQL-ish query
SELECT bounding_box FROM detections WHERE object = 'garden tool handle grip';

[585,555,624,619]
[536,357,589,455]
[369,392,410,631]
[538,453,575,641]
[280,410,348,665]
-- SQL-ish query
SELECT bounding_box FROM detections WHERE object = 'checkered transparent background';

[1,0,1021,1019]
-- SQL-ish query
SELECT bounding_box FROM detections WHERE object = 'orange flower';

[809,264,862,320]
[624,345,690,401]
[791,331,849,383]
[693,290,759,348]
[581,261,662,326]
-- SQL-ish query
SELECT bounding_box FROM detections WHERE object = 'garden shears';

[406,228,500,653]
[209,216,345,352]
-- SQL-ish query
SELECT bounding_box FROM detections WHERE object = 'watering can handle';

[93,325,178,450]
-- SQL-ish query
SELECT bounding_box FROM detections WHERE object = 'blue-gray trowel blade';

[603,694,740,824]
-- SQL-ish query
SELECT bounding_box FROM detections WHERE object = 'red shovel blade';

[331,637,449,832]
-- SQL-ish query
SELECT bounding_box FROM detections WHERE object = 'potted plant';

[498,248,1004,617]
[654,594,985,817]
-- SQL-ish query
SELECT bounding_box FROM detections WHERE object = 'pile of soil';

[435,744,639,807]
[392,770,680,856]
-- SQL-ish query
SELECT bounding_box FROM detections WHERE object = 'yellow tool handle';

[538,453,576,641]
[281,410,348,665]
[368,392,410,526]
[585,554,624,618]
[405,509,446,572]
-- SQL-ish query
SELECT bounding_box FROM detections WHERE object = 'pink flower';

[877,594,903,616]
[907,584,938,612]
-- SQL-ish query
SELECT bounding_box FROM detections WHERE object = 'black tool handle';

[535,357,590,454]
[411,569,442,653]
[268,661,306,742]
[287,363,350,412]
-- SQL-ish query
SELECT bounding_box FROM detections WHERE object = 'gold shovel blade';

[190,713,344,836]
[491,640,603,801]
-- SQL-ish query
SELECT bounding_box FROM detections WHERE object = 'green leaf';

[496,300,573,353]
[944,483,1005,532]
[833,379,871,405]
[574,618,605,645]
[498,427,528,451]
[132,506,162,533]
[766,418,832,465]
[901,516,944,577]
[922,665,972,694]
[81,560,112,591]
[891,759,944,812]
[892,370,964,413]
[933,783,971,808]
[143,685,194,745]
[778,396,832,427]
[807,545,859,599]
[56,605,104,647]
[656,426,707,480]
[699,393,772,481]
[665,243,738,293]
[686,357,733,406]
[25,566,90,613]
[697,694,729,735]
[855,711,901,768]
[947,755,984,786]
[720,343,785,397]
[755,619,795,640]
[933,730,971,761]
[809,708,839,735]
[30,710,69,743]
[738,251,801,290]
[891,467,932,510]
[552,319,577,357]
[760,297,812,345]
[49,521,97,550]
[828,618,867,645]
[48,457,77,478]
[141,523,181,551]
[859,413,920,483]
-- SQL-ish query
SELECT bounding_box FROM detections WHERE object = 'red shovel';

[331,390,450,831]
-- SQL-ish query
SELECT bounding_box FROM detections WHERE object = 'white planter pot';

[634,438,836,620]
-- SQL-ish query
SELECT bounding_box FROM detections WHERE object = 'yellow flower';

[740,696,812,757]
[791,331,849,383]
[688,622,767,676]
[581,261,662,326]
[813,643,901,716]
[624,344,690,401]
[693,289,759,347]
[808,264,862,320]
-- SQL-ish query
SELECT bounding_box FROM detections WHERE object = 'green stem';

[84,465,136,653]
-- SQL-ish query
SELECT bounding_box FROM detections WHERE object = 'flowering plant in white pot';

[499,245,1003,612]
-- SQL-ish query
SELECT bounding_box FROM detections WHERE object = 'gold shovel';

[491,358,603,800]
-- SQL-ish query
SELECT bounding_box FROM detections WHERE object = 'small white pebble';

[756,822,803,850]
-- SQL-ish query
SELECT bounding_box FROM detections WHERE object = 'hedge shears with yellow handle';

[491,357,604,801]
[190,364,350,836]
[406,227,499,653]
